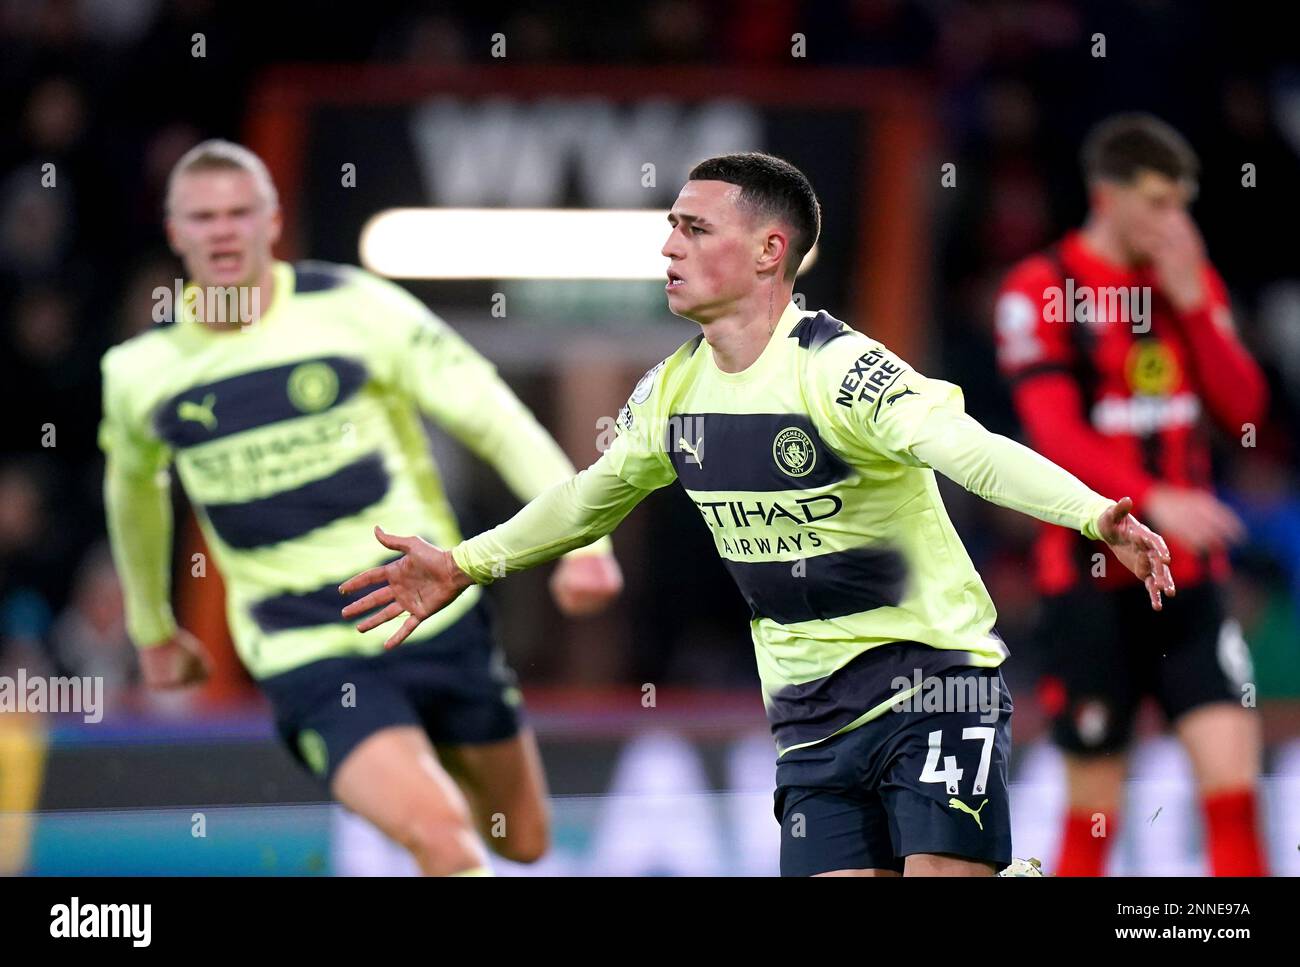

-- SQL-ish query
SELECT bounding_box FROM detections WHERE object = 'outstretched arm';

[340,453,651,648]
[814,335,1175,611]
[909,403,1176,610]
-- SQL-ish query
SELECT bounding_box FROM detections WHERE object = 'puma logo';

[948,797,989,830]
[886,385,919,406]
[177,393,218,431]
[677,436,704,467]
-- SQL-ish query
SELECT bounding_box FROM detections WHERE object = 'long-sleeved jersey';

[101,260,601,678]
[452,301,1115,753]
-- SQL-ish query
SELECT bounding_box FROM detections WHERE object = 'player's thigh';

[436,727,551,851]
[817,867,902,877]
[878,666,1014,871]
[260,642,487,869]
[387,605,539,851]
[904,853,996,876]
[261,653,426,787]
[331,725,479,850]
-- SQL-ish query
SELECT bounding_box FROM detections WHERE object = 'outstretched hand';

[1095,497,1176,611]
[339,526,476,649]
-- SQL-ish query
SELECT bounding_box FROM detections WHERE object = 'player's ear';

[757,228,788,276]
[1089,179,1115,217]
[164,216,182,258]
[267,206,283,249]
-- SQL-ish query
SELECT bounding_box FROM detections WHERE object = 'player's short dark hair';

[166,138,279,214]
[1081,113,1199,189]
[688,152,821,277]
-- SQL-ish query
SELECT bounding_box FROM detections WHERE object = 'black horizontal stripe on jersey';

[201,453,389,550]
[251,557,401,632]
[789,310,850,351]
[665,412,851,491]
[154,356,368,449]
[722,544,907,624]
[768,640,985,752]
[293,260,350,293]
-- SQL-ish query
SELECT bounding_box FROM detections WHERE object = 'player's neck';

[1078,217,1135,270]
[193,265,277,331]
[698,281,792,374]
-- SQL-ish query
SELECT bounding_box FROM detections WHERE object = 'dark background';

[1,0,1297,712]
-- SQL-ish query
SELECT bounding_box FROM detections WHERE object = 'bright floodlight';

[359,208,817,280]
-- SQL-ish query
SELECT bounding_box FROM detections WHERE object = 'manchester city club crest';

[772,426,816,477]
[287,360,340,413]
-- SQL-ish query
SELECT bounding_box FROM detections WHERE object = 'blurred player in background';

[100,140,624,876]
[342,152,1175,877]
[995,114,1270,876]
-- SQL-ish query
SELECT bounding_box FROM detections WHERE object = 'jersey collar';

[177,260,292,335]
[704,300,806,383]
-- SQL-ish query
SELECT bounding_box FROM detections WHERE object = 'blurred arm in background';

[364,272,625,614]
[99,353,210,689]
[344,454,651,648]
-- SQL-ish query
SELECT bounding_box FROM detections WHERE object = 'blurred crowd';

[0,0,1296,711]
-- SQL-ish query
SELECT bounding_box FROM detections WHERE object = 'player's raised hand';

[550,553,624,616]
[1142,483,1246,554]
[339,526,476,649]
[139,628,212,689]
[1095,496,1176,611]
[1148,209,1207,312]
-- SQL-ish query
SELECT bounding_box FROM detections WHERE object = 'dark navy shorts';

[1036,582,1249,755]
[774,666,1014,875]
[259,602,523,787]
